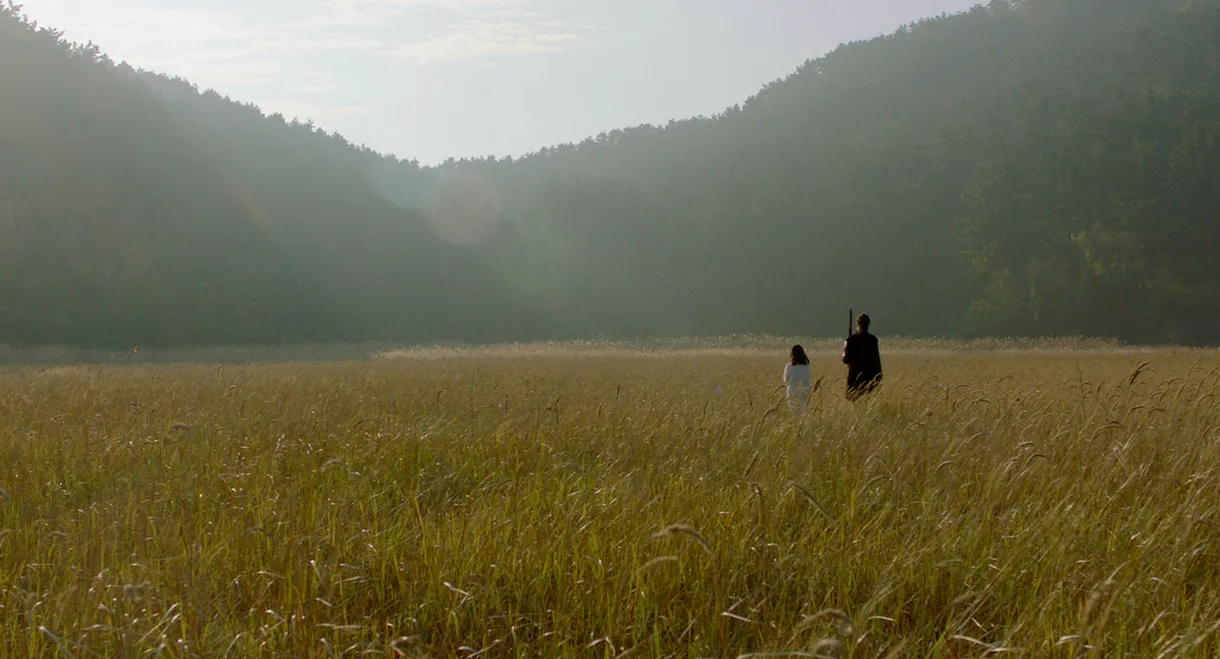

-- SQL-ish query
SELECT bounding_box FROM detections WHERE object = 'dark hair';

[791,344,809,366]
[856,314,871,331]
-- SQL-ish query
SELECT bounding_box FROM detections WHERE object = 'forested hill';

[2,0,1219,348]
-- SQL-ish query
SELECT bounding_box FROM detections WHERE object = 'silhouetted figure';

[842,314,882,401]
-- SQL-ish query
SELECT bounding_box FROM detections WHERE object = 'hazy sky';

[24,0,979,164]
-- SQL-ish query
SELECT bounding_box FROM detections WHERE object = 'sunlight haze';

[22,0,979,163]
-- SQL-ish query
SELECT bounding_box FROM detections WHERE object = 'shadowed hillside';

[2,0,1217,347]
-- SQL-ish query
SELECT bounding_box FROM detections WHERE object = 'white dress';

[784,363,811,411]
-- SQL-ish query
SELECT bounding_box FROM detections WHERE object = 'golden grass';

[2,347,1219,657]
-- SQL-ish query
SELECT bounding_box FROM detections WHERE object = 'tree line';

[1,0,1217,347]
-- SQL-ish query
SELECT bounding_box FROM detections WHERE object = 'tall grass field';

[1,342,1218,657]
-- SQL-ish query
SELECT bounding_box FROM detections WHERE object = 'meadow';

[1,341,1219,657]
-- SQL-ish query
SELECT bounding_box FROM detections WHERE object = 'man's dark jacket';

[842,332,883,399]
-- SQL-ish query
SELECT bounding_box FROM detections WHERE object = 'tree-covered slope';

[1,0,1217,346]
[0,3,549,346]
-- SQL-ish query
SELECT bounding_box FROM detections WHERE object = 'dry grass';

[1,346,1219,657]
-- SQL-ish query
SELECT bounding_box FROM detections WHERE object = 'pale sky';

[23,0,980,164]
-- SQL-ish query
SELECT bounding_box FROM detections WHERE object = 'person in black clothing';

[842,313,882,401]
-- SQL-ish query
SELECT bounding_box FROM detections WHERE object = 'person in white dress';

[784,344,812,413]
